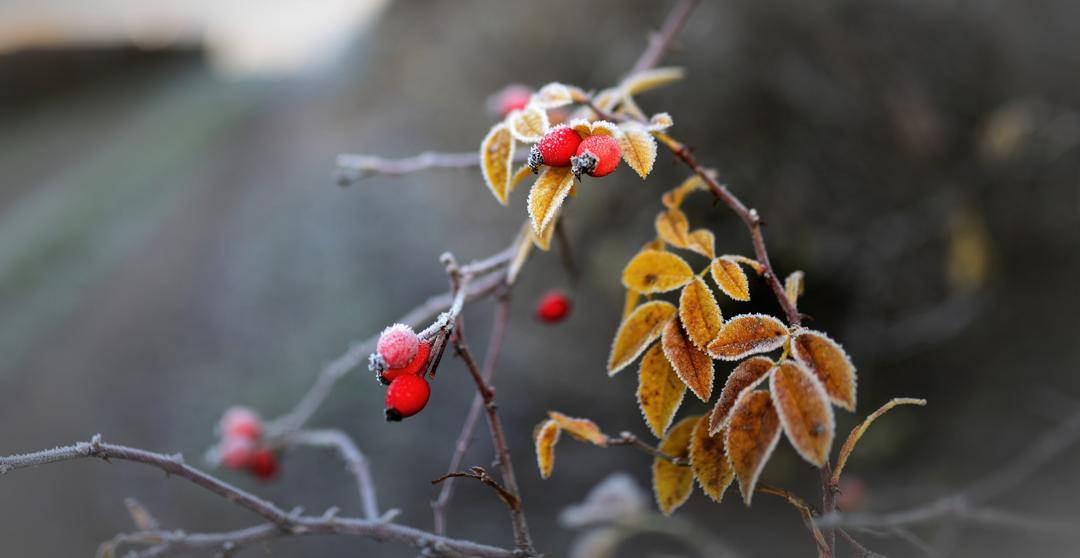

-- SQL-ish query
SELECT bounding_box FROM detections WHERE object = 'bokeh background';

[2,0,1079,556]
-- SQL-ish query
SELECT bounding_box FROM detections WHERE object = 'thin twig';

[757,484,831,558]
[628,0,702,75]
[287,429,384,521]
[432,466,520,511]
[838,528,885,558]
[0,436,515,558]
[608,431,689,466]
[335,151,527,186]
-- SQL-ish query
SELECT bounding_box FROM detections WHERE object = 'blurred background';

[2,0,1079,556]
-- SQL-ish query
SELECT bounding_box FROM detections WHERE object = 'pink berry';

[488,84,532,118]
[571,134,622,178]
[529,126,583,172]
[377,324,419,369]
[219,406,263,441]
[536,290,571,323]
[381,340,432,383]
[219,436,256,470]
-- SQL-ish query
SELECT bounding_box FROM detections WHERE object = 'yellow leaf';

[690,416,734,503]
[707,314,789,361]
[661,175,706,209]
[618,124,658,179]
[592,88,620,111]
[531,82,575,110]
[642,237,666,252]
[622,288,641,320]
[947,208,991,292]
[622,250,694,294]
[608,300,677,375]
[648,112,674,131]
[784,270,805,306]
[686,229,715,259]
[652,415,697,515]
[729,255,765,275]
[528,166,575,236]
[770,361,835,467]
[710,256,751,301]
[508,105,550,143]
[480,123,514,206]
[548,411,608,446]
[506,219,533,285]
[655,208,690,248]
[789,329,857,412]
[621,67,686,96]
[590,120,620,137]
[833,398,926,482]
[679,277,723,351]
[661,319,714,402]
[637,344,686,438]
[531,213,559,251]
[725,389,781,506]
[534,419,561,479]
[509,164,533,195]
[709,356,774,435]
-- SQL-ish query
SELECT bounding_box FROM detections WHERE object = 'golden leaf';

[784,270,805,306]
[548,411,608,446]
[789,329,857,412]
[833,398,926,483]
[946,208,991,292]
[710,256,751,301]
[690,416,734,503]
[509,164,533,195]
[534,419,561,479]
[662,319,715,402]
[686,229,715,259]
[725,389,782,506]
[618,123,658,179]
[770,361,835,467]
[531,213,559,251]
[590,120,620,137]
[508,106,550,143]
[528,166,575,236]
[707,314,789,361]
[709,356,774,434]
[729,255,765,275]
[661,175,706,209]
[531,82,575,110]
[506,220,533,285]
[622,67,686,96]
[569,118,594,138]
[608,300,677,375]
[637,344,687,438]
[652,415,697,515]
[622,250,694,294]
[622,289,641,320]
[648,112,674,131]
[679,276,723,351]
[592,88,620,111]
[655,208,690,248]
[480,123,514,206]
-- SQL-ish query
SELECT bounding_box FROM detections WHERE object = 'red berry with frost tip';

[571,134,621,178]
[529,126,582,172]
[377,323,419,369]
[219,436,256,470]
[219,406,263,440]
[536,290,571,323]
[381,339,431,383]
[488,84,532,118]
[248,448,279,481]
[385,374,430,421]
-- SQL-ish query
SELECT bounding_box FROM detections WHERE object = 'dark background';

[1,0,1079,556]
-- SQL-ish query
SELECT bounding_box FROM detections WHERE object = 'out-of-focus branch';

[629,0,702,75]
[335,151,528,186]
[287,429,386,521]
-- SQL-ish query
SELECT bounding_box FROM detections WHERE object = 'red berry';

[488,84,532,118]
[377,324,419,369]
[529,126,582,172]
[385,374,430,421]
[219,406,262,441]
[248,448,279,481]
[381,340,431,383]
[571,134,621,178]
[219,436,256,470]
[536,290,571,323]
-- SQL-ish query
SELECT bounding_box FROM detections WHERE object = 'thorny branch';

[432,466,521,511]
[286,429,386,521]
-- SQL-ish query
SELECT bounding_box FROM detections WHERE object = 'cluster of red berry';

[372,324,432,421]
[528,126,622,179]
[216,407,278,480]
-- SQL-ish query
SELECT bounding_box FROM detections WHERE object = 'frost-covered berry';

[529,126,583,172]
[219,436,256,470]
[219,406,263,441]
[248,448,279,481]
[385,374,431,421]
[536,290,571,323]
[377,324,419,369]
[488,84,532,118]
[571,134,622,178]
[381,340,432,383]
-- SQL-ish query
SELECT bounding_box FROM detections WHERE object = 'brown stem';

[838,528,883,558]
[628,0,702,75]
[432,466,521,511]
[609,431,689,466]
[757,484,831,558]
[820,461,837,556]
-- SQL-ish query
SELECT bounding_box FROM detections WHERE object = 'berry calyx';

[536,290,572,323]
[219,406,263,441]
[571,134,621,178]
[385,374,431,421]
[529,126,582,173]
[219,436,257,470]
[381,339,432,383]
[248,448,279,481]
[377,323,419,369]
